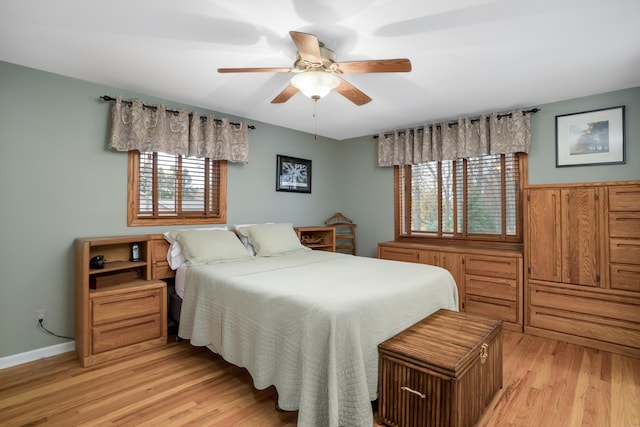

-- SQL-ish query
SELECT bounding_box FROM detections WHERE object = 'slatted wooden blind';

[398,153,522,242]
[128,151,227,226]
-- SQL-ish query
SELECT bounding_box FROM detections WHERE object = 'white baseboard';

[0,341,75,370]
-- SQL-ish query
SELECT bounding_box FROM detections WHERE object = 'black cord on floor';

[38,319,74,340]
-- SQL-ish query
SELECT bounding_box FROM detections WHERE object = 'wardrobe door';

[528,189,562,283]
[561,188,600,287]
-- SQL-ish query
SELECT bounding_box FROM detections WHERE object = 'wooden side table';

[294,226,336,252]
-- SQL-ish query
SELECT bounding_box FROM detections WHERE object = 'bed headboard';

[149,234,175,279]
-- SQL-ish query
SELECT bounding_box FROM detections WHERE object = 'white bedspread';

[178,251,458,427]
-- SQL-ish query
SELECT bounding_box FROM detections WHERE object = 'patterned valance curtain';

[109,96,249,162]
[377,109,531,167]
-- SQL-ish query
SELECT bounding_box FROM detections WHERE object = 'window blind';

[400,153,521,241]
[137,152,222,219]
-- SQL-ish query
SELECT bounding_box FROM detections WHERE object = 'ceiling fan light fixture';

[291,71,340,100]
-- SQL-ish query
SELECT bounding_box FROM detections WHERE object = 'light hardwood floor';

[1,331,639,426]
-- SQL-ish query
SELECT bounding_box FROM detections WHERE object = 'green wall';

[0,61,341,358]
[1,59,638,360]
[528,87,640,184]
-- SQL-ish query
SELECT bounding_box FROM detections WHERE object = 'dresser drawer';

[378,246,418,263]
[91,288,162,325]
[465,275,517,301]
[528,305,640,350]
[465,255,518,280]
[609,213,640,238]
[465,294,517,323]
[528,282,640,351]
[609,185,640,211]
[529,283,640,323]
[92,314,162,354]
[610,264,640,292]
[610,238,640,264]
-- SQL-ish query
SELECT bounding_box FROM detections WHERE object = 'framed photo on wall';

[556,106,625,167]
[276,155,312,193]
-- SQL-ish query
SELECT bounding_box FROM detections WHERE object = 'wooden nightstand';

[75,235,167,367]
[295,226,336,252]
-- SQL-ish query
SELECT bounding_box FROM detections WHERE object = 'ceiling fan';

[218,31,412,106]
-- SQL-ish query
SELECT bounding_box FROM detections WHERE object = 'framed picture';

[556,106,625,167]
[276,155,312,193]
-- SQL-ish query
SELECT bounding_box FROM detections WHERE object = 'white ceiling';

[1,0,639,140]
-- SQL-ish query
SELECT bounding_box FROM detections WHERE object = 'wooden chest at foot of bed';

[377,309,503,427]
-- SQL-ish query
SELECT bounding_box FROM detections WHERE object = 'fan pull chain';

[312,97,318,140]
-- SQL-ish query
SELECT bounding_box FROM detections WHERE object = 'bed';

[163,224,459,427]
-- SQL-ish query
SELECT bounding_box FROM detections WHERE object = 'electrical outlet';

[36,309,46,326]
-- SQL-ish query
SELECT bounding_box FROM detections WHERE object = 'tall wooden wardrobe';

[524,181,640,358]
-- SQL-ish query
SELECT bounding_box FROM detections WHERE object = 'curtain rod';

[100,95,256,130]
[373,108,540,139]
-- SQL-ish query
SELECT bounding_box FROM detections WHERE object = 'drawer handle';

[616,243,640,249]
[480,343,489,364]
[400,386,426,399]
[615,268,640,274]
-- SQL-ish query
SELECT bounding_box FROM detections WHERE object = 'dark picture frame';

[276,155,312,193]
[556,106,625,167]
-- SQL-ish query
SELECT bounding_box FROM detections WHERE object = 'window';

[396,153,524,243]
[128,151,227,226]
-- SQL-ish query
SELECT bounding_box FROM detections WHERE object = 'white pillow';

[163,227,228,269]
[234,223,273,256]
[171,229,253,265]
[238,223,309,257]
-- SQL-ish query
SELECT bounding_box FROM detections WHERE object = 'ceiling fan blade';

[218,67,295,73]
[271,84,300,104]
[335,58,412,74]
[289,31,323,64]
[335,78,372,106]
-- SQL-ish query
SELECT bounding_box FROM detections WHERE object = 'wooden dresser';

[524,181,640,358]
[378,242,523,331]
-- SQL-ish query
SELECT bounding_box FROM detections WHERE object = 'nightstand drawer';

[92,288,162,325]
[151,239,175,279]
[152,262,174,281]
[92,314,162,354]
